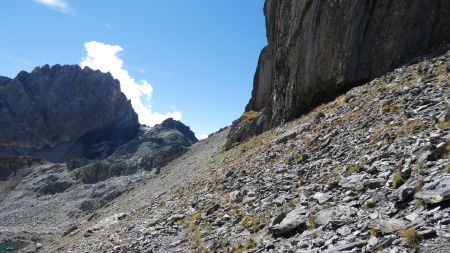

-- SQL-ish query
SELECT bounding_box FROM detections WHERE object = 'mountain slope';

[44,49,449,253]
[0,119,197,243]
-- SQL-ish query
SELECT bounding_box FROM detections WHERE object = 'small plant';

[243,239,257,250]
[370,225,380,238]
[294,152,302,162]
[446,163,450,173]
[194,230,203,242]
[402,228,422,252]
[232,243,243,253]
[415,199,424,208]
[404,119,427,132]
[381,102,403,113]
[392,172,405,188]
[241,111,261,123]
[346,164,360,174]
[364,200,376,209]
[311,230,318,239]
[439,118,450,129]
[414,180,424,193]
[414,161,425,173]
[307,212,317,230]
[240,215,261,232]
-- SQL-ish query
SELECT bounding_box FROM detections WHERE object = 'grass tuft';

[402,228,422,252]
[392,172,405,188]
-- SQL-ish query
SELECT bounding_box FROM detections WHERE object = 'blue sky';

[0,0,266,138]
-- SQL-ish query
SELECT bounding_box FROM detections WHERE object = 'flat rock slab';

[378,219,408,234]
[268,208,307,237]
[415,176,450,204]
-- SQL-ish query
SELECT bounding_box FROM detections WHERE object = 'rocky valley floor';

[2,51,450,253]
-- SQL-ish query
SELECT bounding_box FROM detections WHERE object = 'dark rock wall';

[227,0,450,148]
[0,64,139,162]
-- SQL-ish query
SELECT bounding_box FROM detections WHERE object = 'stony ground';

[22,51,450,252]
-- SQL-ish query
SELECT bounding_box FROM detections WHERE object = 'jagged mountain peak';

[0,64,139,162]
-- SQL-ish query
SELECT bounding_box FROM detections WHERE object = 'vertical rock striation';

[226,0,450,148]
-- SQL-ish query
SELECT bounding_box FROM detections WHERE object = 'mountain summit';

[0,64,140,162]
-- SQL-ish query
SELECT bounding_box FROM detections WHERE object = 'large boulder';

[226,0,450,148]
[0,64,139,162]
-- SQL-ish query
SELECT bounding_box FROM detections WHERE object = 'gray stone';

[338,174,366,190]
[323,240,367,253]
[378,219,408,234]
[268,208,307,237]
[414,176,450,204]
[312,192,332,204]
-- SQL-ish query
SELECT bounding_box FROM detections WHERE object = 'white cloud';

[34,0,73,15]
[80,41,182,126]
[198,134,209,140]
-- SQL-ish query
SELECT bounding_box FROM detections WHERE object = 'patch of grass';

[404,119,428,132]
[232,243,243,253]
[346,164,360,174]
[311,230,318,239]
[414,161,425,174]
[444,142,450,159]
[438,118,450,129]
[194,230,203,242]
[445,163,450,173]
[364,200,376,209]
[370,225,380,238]
[307,212,317,230]
[243,239,257,250]
[392,172,405,188]
[414,180,424,193]
[402,228,422,252]
[415,199,424,208]
[382,101,403,113]
[241,111,261,123]
[240,215,261,233]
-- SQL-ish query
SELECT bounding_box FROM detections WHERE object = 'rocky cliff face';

[226,0,450,148]
[0,64,139,162]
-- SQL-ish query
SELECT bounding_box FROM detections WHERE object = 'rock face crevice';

[227,0,450,148]
[0,64,140,162]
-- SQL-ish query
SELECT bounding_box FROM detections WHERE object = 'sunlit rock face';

[0,64,139,162]
[226,0,450,149]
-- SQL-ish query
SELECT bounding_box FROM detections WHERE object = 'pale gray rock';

[415,176,450,204]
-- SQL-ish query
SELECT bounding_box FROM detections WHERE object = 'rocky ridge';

[0,64,139,162]
[42,49,449,252]
[0,118,197,248]
[226,0,450,149]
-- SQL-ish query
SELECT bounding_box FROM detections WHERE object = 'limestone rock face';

[226,0,450,148]
[0,64,139,162]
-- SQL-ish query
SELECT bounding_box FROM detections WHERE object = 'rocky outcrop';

[110,118,198,160]
[226,0,450,148]
[71,118,198,184]
[0,64,139,162]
